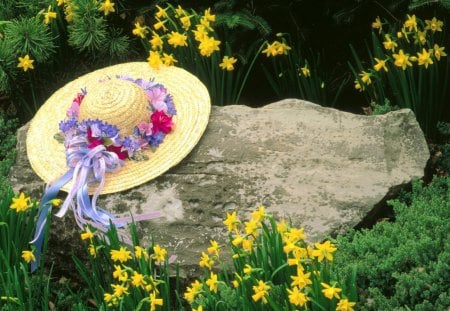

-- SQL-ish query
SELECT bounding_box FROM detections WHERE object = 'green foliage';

[436,122,450,172]
[409,0,450,10]
[334,176,450,310]
[0,111,18,178]
[0,39,17,94]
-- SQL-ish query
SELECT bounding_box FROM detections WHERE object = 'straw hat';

[26,62,211,194]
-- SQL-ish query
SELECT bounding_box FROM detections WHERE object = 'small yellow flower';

[149,291,163,311]
[175,5,187,18]
[110,246,132,263]
[131,271,146,288]
[251,205,266,222]
[232,273,242,288]
[192,24,209,42]
[193,305,203,311]
[44,6,57,25]
[252,280,270,304]
[134,246,147,259]
[277,218,288,233]
[371,16,382,33]
[245,218,260,236]
[10,192,31,212]
[243,264,253,275]
[184,280,202,303]
[321,282,342,300]
[393,49,412,70]
[89,243,97,257]
[300,65,310,77]
[262,41,282,57]
[57,0,65,6]
[81,226,94,241]
[207,240,220,256]
[242,237,254,252]
[199,252,214,270]
[153,18,168,32]
[383,34,398,52]
[404,14,417,32]
[205,271,218,293]
[223,211,239,232]
[291,268,312,289]
[99,0,115,16]
[111,284,129,298]
[203,8,216,22]
[21,250,36,263]
[151,244,167,264]
[415,30,427,45]
[198,36,221,57]
[180,15,191,31]
[149,32,163,50]
[417,48,433,69]
[336,298,357,311]
[219,56,237,71]
[112,265,128,282]
[433,44,447,61]
[147,50,162,69]
[155,5,168,19]
[354,80,362,92]
[17,55,34,72]
[161,53,177,66]
[132,22,148,39]
[232,234,244,247]
[359,71,372,85]
[167,31,188,47]
[425,17,443,32]
[311,240,337,262]
[287,286,309,307]
[51,198,62,207]
[373,57,388,72]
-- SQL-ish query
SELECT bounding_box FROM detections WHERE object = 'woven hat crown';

[78,79,148,136]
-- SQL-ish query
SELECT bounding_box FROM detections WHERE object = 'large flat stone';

[10,99,429,276]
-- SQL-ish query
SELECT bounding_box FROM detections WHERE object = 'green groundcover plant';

[333,176,450,310]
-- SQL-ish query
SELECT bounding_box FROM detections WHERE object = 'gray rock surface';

[10,99,430,276]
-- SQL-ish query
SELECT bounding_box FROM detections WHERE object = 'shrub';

[333,176,450,310]
[0,111,18,178]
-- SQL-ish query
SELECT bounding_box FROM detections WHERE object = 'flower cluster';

[184,206,356,310]
[58,76,176,161]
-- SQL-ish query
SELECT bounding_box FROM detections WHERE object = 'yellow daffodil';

[57,0,65,6]
[425,17,443,32]
[243,264,253,275]
[291,268,312,289]
[64,3,74,22]
[242,237,254,252]
[287,286,309,307]
[10,192,31,212]
[311,240,337,262]
[149,291,163,311]
[219,56,237,71]
[151,244,167,264]
[252,280,270,304]
[161,53,177,66]
[199,252,214,270]
[112,264,129,282]
[17,55,35,72]
[433,44,447,61]
[110,246,132,263]
[153,18,168,32]
[393,49,412,70]
[131,271,146,288]
[206,272,219,293]
[184,280,202,303]
[321,282,342,300]
[175,5,187,18]
[232,273,242,288]
[134,246,147,259]
[21,250,36,263]
[371,16,382,33]
[300,65,310,77]
[198,36,220,57]
[287,247,308,266]
[111,284,129,298]
[336,298,357,311]
[180,15,191,31]
[51,198,62,206]
[223,211,239,232]
[99,0,115,16]
[44,6,57,24]
[251,205,265,222]
[276,42,291,55]
[192,24,209,42]
[88,243,97,257]
[414,30,427,45]
[203,8,216,22]
[149,32,163,50]
[404,14,417,32]
[207,240,220,256]
[155,5,168,19]
[147,50,162,69]
[245,218,260,236]
[383,34,398,52]
[132,22,148,38]
[232,234,244,247]
[417,48,434,68]
[80,226,94,240]
[277,218,288,233]
[373,58,388,72]
[167,31,187,47]
[359,71,372,85]
[354,80,362,91]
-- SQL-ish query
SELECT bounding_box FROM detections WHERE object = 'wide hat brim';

[27,62,210,194]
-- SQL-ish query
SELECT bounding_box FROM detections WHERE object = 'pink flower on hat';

[151,110,173,134]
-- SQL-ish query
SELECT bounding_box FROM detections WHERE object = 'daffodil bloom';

[104,292,116,305]
[134,246,147,259]
[414,30,427,45]
[131,271,146,288]
[232,234,244,246]
[245,218,260,236]
[219,56,237,71]
[336,298,357,311]
[112,265,128,281]
[10,192,31,212]
[149,291,163,311]
[262,41,282,57]
[161,53,177,66]
[359,71,372,85]
[285,227,306,243]
[232,273,242,288]
[243,264,253,275]
[383,34,398,52]
[252,280,270,304]
[251,205,265,222]
[311,240,337,262]
[425,17,443,32]
[300,65,310,77]
[147,50,162,69]
[354,80,362,91]
[21,250,36,263]
[417,48,434,69]
[205,272,219,293]
[198,36,221,57]
[192,24,209,42]
[291,268,312,289]
[153,18,168,32]
[155,5,168,19]
[207,240,220,256]
[433,44,447,61]
[193,305,203,311]
[80,226,94,240]
[110,246,132,263]
[287,286,309,307]
[199,252,214,269]
[180,15,191,31]
[223,211,239,232]
[287,247,308,266]
[132,22,148,38]
[175,5,187,18]
[44,6,57,24]
[89,243,97,257]
[111,284,129,298]
[242,237,253,252]
[371,16,382,33]
[276,42,291,55]
[149,32,163,50]
[64,3,74,22]
[203,8,216,22]
[167,31,187,47]
[321,282,342,300]
[404,14,417,32]
[99,0,115,16]
[184,280,202,303]
[17,55,34,72]
[57,0,65,6]
[393,49,412,70]
[373,58,388,72]
[151,244,167,264]
[51,198,62,206]
[277,218,288,233]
